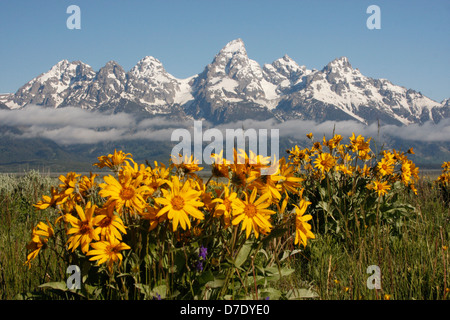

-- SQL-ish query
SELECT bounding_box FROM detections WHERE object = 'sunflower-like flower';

[93,149,132,170]
[33,186,65,210]
[196,182,216,214]
[149,160,171,180]
[58,172,80,201]
[65,202,100,253]
[377,157,395,177]
[358,164,371,177]
[86,236,131,272]
[400,159,419,186]
[437,161,450,186]
[171,153,203,175]
[293,199,315,247]
[78,172,98,198]
[366,180,391,197]
[24,220,54,268]
[287,145,310,166]
[99,171,150,215]
[273,157,303,196]
[122,159,153,184]
[210,150,231,178]
[349,133,372,160]
[314,152,336,173]
[323,134,343,151]
[251,170,282,204]
[212,184,239,227]
[247,150,271,170]
[139,204,167,231]
[382,150,396,162]
[232,188,275,239]
[229,149,263,188]
[336,164,354,176]
[154,175,204,231]
[93,203,127,241]
[311,141,322,153]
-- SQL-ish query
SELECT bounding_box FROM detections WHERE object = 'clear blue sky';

[0,0,449,102]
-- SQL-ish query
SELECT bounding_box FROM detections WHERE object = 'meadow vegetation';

[0,133,448,300]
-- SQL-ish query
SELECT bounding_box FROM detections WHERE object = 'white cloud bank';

[0,105,449,145]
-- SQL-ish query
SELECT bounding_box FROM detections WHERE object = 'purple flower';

[199,246,208,260]
[152,293,161,300]
[196,260,203,271]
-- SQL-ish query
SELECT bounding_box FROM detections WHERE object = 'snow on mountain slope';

[2,38,448,125]
[9,60,96,109]
[188,39,291,112]
[280,56,444,125]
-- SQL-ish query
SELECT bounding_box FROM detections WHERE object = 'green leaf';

[317,201,330,213]
[234,241,253,268]
[257,248,269,260]
[286,287,319,300]
[279,249,302,262]
[264,266,295,280]
[116,272,132,278]
[150,284,167,299]
[135,283,167,299]
[135,283,151,298]
[83,284,102,298]
[260,287,282,300]
[39,281,86,298]
[39,281,68,291]
[279,267,295,278]
[246,275,266,286]
[319,187,327,199]
[205,277,226,289]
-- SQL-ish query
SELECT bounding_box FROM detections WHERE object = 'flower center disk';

[120,187,135,200]
[79,221,91,235]
[171,195,185,210]
[244,204,257,218]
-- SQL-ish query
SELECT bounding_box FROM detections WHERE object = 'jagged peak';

[33,60,92,83]
[137,55,163,66]
[129,56,178,82]
[273,54,301,68]
[54,59,89,66]
[47,59,85,73]
[54,59,70,66]
[131,56,165,74]
[325,56,352,70]
[280,54,295,62]
[94,61,125,81]
[102,60,122,68]
[218,38,247,55]
[97,60,125,75]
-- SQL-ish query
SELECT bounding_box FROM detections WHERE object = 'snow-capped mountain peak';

[326,56,352,69]
[2,39,448,125]
[7,60,96,108]
[218,38,247,55]
[129,56,171,80]
[264,54,312,89]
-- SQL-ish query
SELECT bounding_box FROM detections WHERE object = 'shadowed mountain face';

[1,39,448,126]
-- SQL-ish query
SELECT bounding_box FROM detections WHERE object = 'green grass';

[294,176,450,300]
[0,171,448,300]
[0,171,57,299]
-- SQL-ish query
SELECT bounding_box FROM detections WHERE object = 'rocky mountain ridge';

[1,38,448,125]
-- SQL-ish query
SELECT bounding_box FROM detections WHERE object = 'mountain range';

[1,38,448,126]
